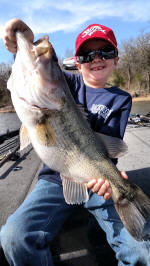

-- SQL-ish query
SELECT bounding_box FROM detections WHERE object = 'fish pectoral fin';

[95,132,128,158]
[36,122,56,146]
[61,175,89,205]
[20,125,31,150]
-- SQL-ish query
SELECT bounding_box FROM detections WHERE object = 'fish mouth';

[19,97,37,107]
[19,97,47,110]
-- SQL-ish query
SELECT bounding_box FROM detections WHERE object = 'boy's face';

[76,39,119,88]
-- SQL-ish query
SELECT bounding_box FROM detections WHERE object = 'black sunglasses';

[76,49,118,64]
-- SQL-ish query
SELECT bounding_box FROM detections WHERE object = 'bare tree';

[136,33,150,93]
[113,32,150,95]
[0,63,12,106]
[119,39,138,90]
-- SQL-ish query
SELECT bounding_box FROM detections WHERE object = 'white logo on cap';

[82,26,106,38]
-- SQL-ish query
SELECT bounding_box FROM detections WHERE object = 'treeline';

[111,32,150,96]
[1,31,150,107]
[0,63,11,106]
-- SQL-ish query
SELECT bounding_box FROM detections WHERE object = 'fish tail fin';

[115,184,150,241]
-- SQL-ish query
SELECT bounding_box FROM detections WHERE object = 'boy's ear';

[76,62,82,73]
[114,56,119,66]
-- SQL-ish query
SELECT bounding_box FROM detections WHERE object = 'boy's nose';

[92,54,104,62]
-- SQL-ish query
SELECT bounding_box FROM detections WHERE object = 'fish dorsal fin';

[95,132,128,158]
[61,175,89,204]
[20,125,31,150]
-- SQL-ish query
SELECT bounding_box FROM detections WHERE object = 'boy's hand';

[87,171,128,200]
[3,18,34,54]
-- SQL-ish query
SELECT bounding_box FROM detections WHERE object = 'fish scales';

[44,103,117,183]
[7,31,150,241]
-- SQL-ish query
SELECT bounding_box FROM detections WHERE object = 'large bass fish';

[7,31,150,241]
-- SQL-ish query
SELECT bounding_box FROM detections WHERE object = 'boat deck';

[0,125,150,265]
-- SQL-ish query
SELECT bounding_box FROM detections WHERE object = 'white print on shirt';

[91,104,112,121]
[82,26,106,38]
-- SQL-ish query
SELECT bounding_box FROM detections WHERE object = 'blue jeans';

[1,179,150,266]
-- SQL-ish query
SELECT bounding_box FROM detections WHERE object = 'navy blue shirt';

[38,71,132,183]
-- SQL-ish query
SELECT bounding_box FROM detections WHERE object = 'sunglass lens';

[77,49,117,63]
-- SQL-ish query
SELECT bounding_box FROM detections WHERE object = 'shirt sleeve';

[102,94,132,140]
[63,71,82,99]
[116,94,132,139]
[101,94,132,165]
[119,97,132,138]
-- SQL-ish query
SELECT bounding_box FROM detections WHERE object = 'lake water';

[0,101,150,135]
[0,112,21,135]
[131,101,150,115]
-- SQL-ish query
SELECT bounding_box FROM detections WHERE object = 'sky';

[0,0,150,64]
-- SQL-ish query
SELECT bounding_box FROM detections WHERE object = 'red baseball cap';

[75,24,117,56]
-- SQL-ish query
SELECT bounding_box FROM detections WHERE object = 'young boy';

[1,18,149,266]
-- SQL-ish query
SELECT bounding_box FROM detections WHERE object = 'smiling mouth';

[91,66,105,71]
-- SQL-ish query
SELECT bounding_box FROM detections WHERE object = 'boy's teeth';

[92,66,104,71]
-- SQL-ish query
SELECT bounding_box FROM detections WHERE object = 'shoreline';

[0,95,150,113]
[132,95,150,102]
[0,105,15,113]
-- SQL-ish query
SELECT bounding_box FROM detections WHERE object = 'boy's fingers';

[92,178,105,192]
[103,187,112,200]
[87,178,112,200]
[97,180,109,195]
[87,178,105,191]
[86,179,97,189]
[120,170,128,179]
[3,18,34,53]
[3,39,17,54]
[86,172,127,200]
